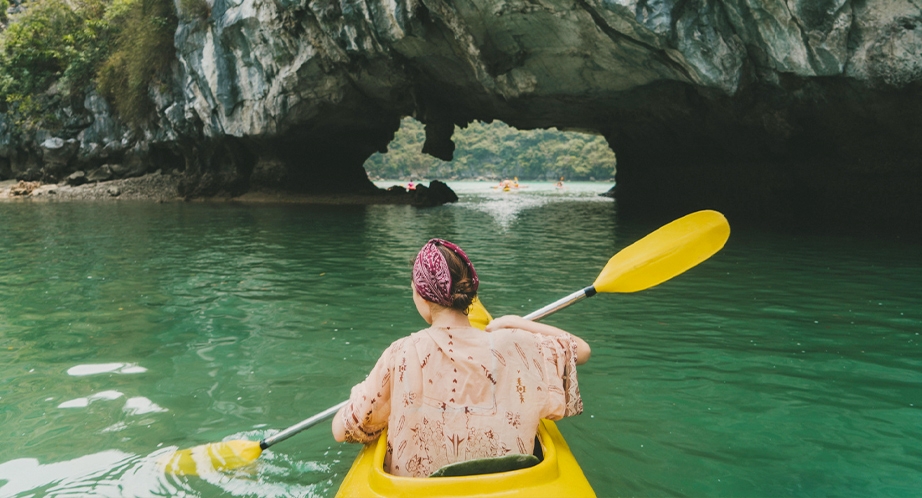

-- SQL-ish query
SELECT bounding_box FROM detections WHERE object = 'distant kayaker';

[332,239,590,477]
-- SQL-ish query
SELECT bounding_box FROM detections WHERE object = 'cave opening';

[362,118,617,184]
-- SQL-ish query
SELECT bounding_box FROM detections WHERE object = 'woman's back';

[345,326,581,477]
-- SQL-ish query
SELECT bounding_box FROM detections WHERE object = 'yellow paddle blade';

[467,296,493,331]
[593,210,730,293]
[161,439,263,476]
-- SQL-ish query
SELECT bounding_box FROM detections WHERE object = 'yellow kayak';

[334,418,595,497]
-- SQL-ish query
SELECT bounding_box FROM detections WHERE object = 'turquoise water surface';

[1,181,920,497]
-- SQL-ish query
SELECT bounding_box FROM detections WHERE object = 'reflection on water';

[464,193,552,228]
[378,180,614,229]
[67,363,148,376]
[0,449,169,497]
[58,389,124,408]
[1,181,921,497]
[0,446,332,497]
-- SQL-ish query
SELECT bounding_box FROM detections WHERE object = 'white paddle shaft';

[261,400,349,449]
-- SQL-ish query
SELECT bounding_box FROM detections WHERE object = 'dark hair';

[437,245,477,314]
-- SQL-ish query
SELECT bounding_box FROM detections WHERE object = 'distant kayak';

[492,179,527,191]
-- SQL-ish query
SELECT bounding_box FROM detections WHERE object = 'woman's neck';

[428,307,472,330]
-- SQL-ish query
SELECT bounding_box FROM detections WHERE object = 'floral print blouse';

[340,326,583,477]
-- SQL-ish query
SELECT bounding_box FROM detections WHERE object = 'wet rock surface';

[0,173,181,202]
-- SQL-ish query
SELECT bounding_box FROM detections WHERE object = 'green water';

[1,182,920,497]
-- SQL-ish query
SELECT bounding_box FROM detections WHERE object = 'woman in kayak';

[332,239,590,477]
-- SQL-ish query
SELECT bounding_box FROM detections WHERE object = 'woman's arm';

[485,315,591,365]
[331,406,347,442]
[331,342,398,443]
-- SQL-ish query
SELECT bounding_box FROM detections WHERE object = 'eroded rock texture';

[2,0,921,231]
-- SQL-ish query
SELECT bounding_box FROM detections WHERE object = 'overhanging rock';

[165,0,920,231]
[1,0,919,231]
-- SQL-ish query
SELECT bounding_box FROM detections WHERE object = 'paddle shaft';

[524,286,597,321]
[260,400,349,449]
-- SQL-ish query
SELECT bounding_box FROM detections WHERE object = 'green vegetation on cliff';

[0,0,176,127]
[0,0,112,126]
[96,0,176,124]
[363,118,617,181]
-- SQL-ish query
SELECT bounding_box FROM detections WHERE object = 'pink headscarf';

[412,239,479,307]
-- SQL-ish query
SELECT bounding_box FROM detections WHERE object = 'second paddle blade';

[467,296,493,331]
[162,439,263,476]
[593,210,730,293]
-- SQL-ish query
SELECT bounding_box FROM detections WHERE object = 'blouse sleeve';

[340,342,397,444]
[537,332,583,420]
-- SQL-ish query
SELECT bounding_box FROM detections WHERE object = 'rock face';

[1,0,921,229]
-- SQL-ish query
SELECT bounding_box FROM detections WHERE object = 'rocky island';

[0,0,919,233]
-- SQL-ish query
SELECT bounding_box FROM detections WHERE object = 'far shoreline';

[0,175,458,206]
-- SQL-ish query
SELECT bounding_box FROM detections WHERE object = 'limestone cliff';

[1,0,920,231]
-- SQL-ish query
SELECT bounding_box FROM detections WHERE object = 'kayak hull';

[334,419,596,497]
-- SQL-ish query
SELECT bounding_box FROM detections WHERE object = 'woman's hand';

[332,405,347,442]
[485,315,529,332]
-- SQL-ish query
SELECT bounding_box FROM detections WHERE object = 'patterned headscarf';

[412,239,479,307]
